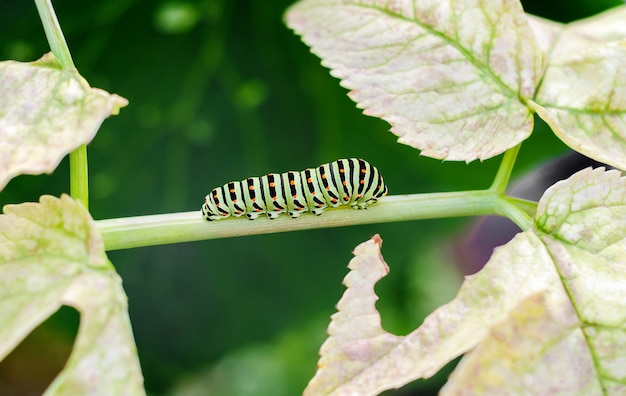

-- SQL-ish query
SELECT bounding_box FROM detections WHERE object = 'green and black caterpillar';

[202,158,387,221]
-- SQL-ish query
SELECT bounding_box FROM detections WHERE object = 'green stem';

[34,0,75,70]
[504,196,538,219]
[495,198,533,230]
[35,0,89,207]
[490,143,521,195]
[97,191,498,251]
[96,144,537,251]
[70,145,89,209]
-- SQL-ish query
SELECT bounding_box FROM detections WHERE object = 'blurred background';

[0,0,621,394]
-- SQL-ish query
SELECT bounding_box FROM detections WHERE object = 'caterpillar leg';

[247,211,263,220]
[266,211,282,219]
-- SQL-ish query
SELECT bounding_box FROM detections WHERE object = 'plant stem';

[490,143,521,195]
[504,196,538,219]
[98,191,499,250]
[70,145,89,209]
[35,0,89,207]
[495,198,533,230]
[34,0,75,70]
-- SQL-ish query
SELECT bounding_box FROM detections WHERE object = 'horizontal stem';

[97,191,500,251]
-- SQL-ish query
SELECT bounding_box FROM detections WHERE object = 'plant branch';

[494,197,534,230]
[490,143,521,195]
[504,196,538,219]
[70,145,89,209]
[97,191,499,251]
[34,0,75,70]
[35,0,89,207]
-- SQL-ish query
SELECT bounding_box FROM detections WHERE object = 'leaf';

[0,195,144,395]
[529,6,626,171]
[285,0,543,162]
[440,293,600,395]
[307,168,626,395]
[0,53,128,191]
[305,235,402,395]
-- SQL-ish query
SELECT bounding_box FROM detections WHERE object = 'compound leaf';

[308,168,626,395]
[0,53,128,191]
[0,195,144,395]
[530,6,626,171]
[286,0,543,162]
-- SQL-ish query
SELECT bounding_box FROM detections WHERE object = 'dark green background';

[0,0,620,394]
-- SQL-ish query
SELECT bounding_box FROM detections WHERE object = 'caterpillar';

[202,158,387,221]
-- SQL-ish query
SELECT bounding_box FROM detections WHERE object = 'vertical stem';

[70,146,89,209]
[35,0,89,207]
[490,143,521,195]
[34,0,75,70]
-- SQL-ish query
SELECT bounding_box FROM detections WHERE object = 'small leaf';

[0,195,144,395]
[285,0,543,161]
[305,235,402,395]
[0,53,128,191]
[530,6,626,171]
[308,168,626,394]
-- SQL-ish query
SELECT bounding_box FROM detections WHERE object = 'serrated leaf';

[305,235,402,395]
[0,53,128,191]
[0,195,144,395]
[530,6,626,171]
[308,168,626,395]
[285,0,543,161]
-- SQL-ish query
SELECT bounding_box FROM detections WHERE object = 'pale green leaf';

[0,53,128,191]
[441,294,600,395]
[308,168,626,394]
[0,195,144,395]
[304,235,402,395]
[285,0,543,161]
[530,6,626,171]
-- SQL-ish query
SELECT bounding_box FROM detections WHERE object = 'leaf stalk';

[35,0,89,208]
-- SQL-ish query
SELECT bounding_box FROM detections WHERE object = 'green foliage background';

[0,0,620,394]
